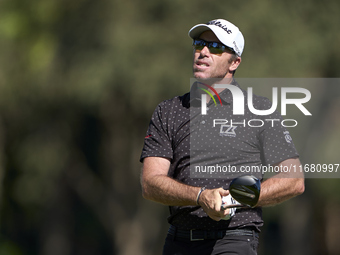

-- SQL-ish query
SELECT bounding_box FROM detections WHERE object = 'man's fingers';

[213,190,223,211]
[214,188,230,211]
[214,200,222,212]
[218,188,229,197]
[222,208,230,216]
[208,209,229,221]
[200,188,232,221]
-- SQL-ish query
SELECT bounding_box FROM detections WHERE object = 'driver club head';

[229,175,261,207]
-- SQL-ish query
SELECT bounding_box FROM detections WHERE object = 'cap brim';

[188,24,212,39]
[188,24,234,49]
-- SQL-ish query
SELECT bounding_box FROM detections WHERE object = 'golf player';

[140,18,304,255]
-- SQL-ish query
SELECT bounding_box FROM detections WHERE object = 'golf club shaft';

[220,204,249,210]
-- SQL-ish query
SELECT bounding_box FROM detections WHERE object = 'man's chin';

[193,73,224,84]
[193,72,209,81]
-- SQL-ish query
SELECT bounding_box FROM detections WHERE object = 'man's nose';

[200,46,210,56]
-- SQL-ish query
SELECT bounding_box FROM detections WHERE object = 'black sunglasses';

[193,39,235,54]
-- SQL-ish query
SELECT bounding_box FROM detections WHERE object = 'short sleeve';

[257,98,299,166]
[140,102,173,162]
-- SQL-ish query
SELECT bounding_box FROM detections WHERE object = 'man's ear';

[230,57,241,72]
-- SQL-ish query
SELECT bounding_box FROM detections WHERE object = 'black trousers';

[162,232,259,255]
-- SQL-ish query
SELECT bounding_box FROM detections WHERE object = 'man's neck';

[197,77,234,94]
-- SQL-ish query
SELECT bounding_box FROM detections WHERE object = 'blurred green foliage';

[0,0,339,254]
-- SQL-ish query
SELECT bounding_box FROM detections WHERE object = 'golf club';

[221,175,261,210]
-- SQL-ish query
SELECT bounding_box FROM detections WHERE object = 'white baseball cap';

[188,19,245,56]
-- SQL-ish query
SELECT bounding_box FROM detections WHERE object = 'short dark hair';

[228,53,239,75]
[228,53,238,64]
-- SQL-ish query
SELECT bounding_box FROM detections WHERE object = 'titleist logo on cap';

[207,20,232,34]
[233,41,240,55]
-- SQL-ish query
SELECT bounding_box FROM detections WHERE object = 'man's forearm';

[256,175,304,207]
[142,174,200,206]
[256,158,305,207]
[141,157,230,221]
[141,157,201,206]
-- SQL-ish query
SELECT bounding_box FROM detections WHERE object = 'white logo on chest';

[220,125,237,137]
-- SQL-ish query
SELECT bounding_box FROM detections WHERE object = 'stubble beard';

[193,69,229,83]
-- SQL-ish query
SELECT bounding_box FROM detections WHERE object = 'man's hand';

[198,188,230,221]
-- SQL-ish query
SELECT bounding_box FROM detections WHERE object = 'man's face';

[192,31,241,80]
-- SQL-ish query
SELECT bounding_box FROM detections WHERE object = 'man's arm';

[256,157,305,207]
[141,156,200,206]
[141,156,230,221]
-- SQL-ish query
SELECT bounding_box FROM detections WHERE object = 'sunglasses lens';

[208,43,224,54]
[193,40,205,50]
[193,39,225,54]
[194,45,205,51]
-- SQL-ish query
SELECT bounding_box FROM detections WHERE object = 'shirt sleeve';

[140,101,174,162]
[257,98,299,166]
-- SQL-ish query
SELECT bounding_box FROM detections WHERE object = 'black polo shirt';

[140,81,299,231]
